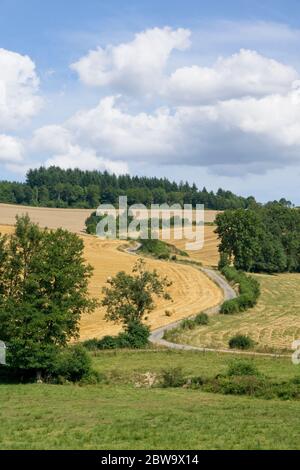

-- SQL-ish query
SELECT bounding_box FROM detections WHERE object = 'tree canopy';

[0,215,97,374]
[215,203,300,273]
[102,258,172,327]
[0,166,257,210]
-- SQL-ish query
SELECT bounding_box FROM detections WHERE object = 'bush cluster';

[228,334,255,350]
[139,239,188,260]
[160,359,300,401]
[83,321,150,351]
[181,313,209,330]
[220,266,260,314]
[50,345,97,383]
[199,360,300,400]
[226,359,260,376]
[160,367,186,388]
[200,376,300,400]
[0,345,100,384]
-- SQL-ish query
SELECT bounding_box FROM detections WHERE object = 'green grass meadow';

[1,350,300,450]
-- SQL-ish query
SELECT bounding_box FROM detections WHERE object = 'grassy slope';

[167,273,300,353]
[1,350,300,450]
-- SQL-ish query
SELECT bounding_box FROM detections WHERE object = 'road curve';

[150,267,235,346]
[149,267,289,358]
[124,245,288,358]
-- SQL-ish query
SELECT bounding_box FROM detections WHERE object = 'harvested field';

[0,203,92,233]
[0,224,223,340]
[0,203,220,232]
[0,203,221,266]
[165,225,220,266]
[168,273,300,353]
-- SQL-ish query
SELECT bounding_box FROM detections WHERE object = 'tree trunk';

[36,370,43,384]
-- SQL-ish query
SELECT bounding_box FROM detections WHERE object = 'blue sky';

[1,0,300,202]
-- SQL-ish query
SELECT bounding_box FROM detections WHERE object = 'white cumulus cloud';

[0,134,23,163]
[42,88,300,175]
[3,26,300,181]
[70,27,191,94]
[166,49,298,104]
[0,48,42,131]
[31,123,128,175]
[45,145,128,175]
[67,96,176,159]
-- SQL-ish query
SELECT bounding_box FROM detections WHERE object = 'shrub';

[140,239,171,258]
[272,382,300,400]
[188,363,300,401]
[82,338,100,351]
[181,318,196,330]
[220,266,260,314]
[97,335,121,350]
[80,370,105,385]
[158,253,170,260]
[123,321,150,348]
[227,359,260,377]
[194,313,209,325]
[237,293,255,311]
[160,367,186,388]
[51,345,93,382]
[203,375,267,396]
[82,321,150,351]
[229,335,255,350]
[218,252,230,270]
[139,239,188,260]
[220,299,240,315]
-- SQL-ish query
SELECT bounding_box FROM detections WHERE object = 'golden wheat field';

[165,225,220,266]
[0,223,223,340]
[170,273,300,353]
[0,203,221,266]
[0,203,93,233]
[0,203,220,229]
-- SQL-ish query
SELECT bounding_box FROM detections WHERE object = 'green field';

[1,350,300,450]
[167,273,300,353]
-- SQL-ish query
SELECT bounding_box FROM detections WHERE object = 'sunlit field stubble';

[168,272,300,353]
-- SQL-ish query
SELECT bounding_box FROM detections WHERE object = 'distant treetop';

[0,165,260,210]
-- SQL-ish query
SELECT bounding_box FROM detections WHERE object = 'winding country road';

[149,266,290,358]
[149,267,236,348]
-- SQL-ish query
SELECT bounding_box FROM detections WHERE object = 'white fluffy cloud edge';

[1,25,300,177]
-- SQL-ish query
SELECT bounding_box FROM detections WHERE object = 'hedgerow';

[160,359,300,401]
[220,266,260,314]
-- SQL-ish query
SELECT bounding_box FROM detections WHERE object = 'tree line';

[0,166,258,210]
[216,202,300,273]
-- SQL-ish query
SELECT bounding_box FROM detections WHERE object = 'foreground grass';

[167,273,300,353]
[92,349,297,381]
[1,350,300,450]
[1,384,300,450]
